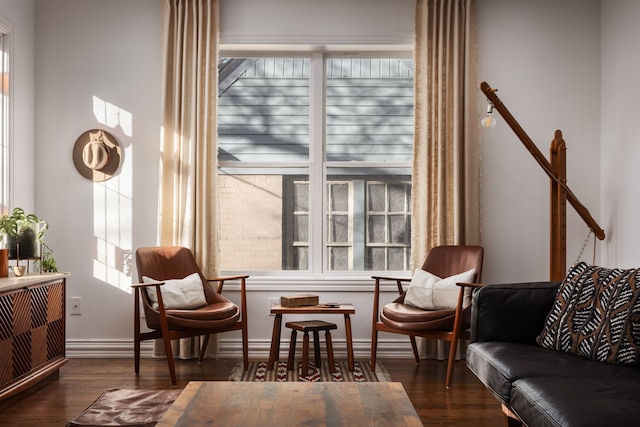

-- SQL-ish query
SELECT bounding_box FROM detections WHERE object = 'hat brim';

[72,129,122,182]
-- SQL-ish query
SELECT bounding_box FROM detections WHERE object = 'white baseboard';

[65,338,417,359]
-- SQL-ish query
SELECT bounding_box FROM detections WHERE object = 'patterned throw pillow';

[537,262,640,365]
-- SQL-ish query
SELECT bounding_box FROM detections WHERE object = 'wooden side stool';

[285,320,337,376]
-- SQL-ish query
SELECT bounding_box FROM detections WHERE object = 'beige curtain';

[412,0,480,267]
[413,0,480,359]
[157,0,220,359]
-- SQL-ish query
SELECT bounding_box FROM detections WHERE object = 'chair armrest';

[456,282,485,289]
[131,281,165,288]
[371,276,411,296]
[371,275,411,281]
[470,281,560,344]
[206,275,249,293]
[130,281,165,302]
[206,275,249,324]
[371,275,411,327]
[206,275,250,282]
[131,281,169,320]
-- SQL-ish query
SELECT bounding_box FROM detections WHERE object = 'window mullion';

[308,52,325,274]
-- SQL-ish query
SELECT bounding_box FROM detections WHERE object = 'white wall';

[476,0,602,283]
[220,0,414,45]
[0,0,613,357]
[34,0,163,352]
[600,0,640,268]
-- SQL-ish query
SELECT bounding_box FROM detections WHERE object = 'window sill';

[219,272,410,292]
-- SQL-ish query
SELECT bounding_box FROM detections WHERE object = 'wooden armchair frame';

[132,246,248,385]
[370,245,484,388]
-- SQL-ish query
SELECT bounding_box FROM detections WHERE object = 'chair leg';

[134,337,141,375]
[409,336,420,363]
[301,332,310,376]
[287,330,297,371]
[155,289,177,386]
[134,289,141,375]
[241,320,249,371]
[198,334,209,363]
[371,325,379,371]
[161,336,177,386]
[445,337,459,388]
[312,330,321,369]
[325,331,336,373]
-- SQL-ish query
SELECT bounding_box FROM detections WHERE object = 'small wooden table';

[156,381,423,426]
[268,303,356,371]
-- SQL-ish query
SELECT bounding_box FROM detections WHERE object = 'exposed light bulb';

[481,115,496,129]
[481,102,497,129]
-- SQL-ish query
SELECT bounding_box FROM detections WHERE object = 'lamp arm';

[480,81,605,241]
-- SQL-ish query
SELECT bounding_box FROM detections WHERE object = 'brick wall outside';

[219,174,283,271]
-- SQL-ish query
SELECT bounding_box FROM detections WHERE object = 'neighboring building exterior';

[218,57,413,273]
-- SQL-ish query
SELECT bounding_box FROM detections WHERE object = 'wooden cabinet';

[0,274,68,400]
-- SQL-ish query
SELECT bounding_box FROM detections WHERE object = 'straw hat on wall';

[72,129,122,182]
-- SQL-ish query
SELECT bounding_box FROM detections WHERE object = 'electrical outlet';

[268,298,279,316]
[70,297,82,315]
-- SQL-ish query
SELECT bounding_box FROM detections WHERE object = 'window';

[0,30,10,215]
[218,53,413,275]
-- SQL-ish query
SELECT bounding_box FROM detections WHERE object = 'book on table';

[280,294,319,307]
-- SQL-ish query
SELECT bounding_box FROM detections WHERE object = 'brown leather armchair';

[370,245,484,388]
[132,246,248,385]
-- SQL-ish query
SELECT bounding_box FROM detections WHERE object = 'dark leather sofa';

[466,281,640,427]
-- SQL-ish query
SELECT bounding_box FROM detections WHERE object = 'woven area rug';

[229,360,390,382]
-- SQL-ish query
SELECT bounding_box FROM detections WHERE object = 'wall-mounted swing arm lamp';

[479,81,605,281]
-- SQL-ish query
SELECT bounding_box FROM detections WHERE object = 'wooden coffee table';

[268,303,356,371]
[156,381,423,426]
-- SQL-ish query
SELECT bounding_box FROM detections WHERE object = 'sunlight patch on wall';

[93,96,133,137]
[91,96,134,292]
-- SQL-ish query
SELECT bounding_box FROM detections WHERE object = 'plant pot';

[7,228,39,259]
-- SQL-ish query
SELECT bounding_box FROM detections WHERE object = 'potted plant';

[39,242,59,273]
[0,207,48,260]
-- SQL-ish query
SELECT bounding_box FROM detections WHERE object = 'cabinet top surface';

[0,272,69,293]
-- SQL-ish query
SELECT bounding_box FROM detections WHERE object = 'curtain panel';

[157,0,220,359]
[412,0,481,269]
[413,0,480,360]
[160,0,220,276]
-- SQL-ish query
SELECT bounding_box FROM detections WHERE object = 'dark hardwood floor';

[0,357,504,426]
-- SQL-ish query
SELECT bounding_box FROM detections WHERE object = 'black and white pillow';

[537,262,640,365]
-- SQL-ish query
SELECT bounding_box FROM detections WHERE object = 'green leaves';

[0,207,47,242]
[0,208,54,266]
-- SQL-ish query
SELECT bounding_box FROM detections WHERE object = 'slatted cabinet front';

[0,278,66,398]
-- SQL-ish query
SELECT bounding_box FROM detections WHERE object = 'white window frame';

[0,18,12,215]
[218,47,413,284]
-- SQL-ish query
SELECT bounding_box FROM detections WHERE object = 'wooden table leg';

[302,332,310,376]
[326,331,337,373]
[312,330,321,369]
[267,314,283,370]
[287,329,297,371]
[344,314,354,371]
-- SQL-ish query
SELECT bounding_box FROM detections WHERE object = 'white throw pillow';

[404,268,476,310]
[142,272,207,310]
